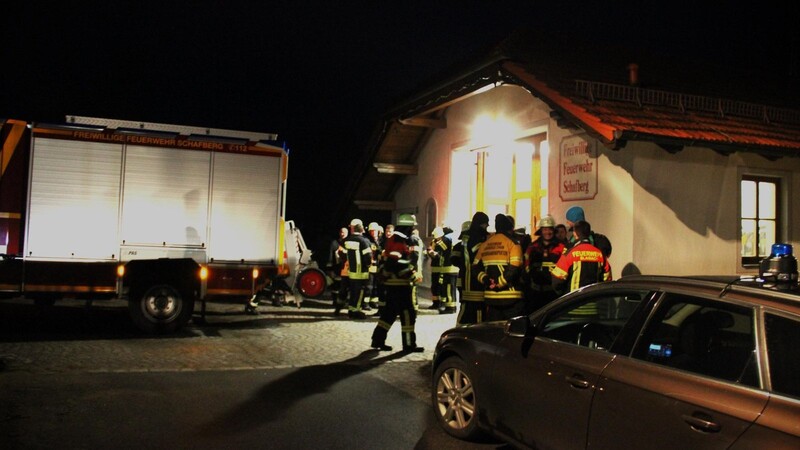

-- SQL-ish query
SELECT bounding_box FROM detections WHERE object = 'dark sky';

[2,1,797,253]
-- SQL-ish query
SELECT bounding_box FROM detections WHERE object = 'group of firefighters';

[324,205,613,352]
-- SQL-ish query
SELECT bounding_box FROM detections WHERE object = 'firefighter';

[564,206,612,258]
[375,223,395,313]
[474,213,524,322]
[450,221,469,320]
[551,220,612,309]
[365,222,383,311]
[427,226,457,314]
[453,212,489,325]
[336,250,350,315]
[409,226,424,312]
[343,218,373,319]
[524,215,565,313]
[370,213,424,352]
[326,226,348,309]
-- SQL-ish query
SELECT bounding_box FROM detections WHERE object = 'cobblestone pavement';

[0,293,460,402]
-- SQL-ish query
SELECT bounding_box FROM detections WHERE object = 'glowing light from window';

[471,114,518,147]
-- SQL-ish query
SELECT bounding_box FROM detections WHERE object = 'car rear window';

[764,313,800,398]
[633,294,758,387]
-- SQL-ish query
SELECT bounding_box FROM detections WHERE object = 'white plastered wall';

[393,83,800,279]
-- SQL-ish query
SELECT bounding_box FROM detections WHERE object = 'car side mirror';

[505,315,536,338]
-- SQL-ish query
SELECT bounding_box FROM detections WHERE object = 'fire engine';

[0,116,325,333]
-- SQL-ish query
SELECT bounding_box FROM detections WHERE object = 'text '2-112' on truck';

[0,116,326,333]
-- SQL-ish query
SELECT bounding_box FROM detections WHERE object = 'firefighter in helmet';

[427,226,458,314]
[524,215,565,313]
[343,218,373,319]
[365,222,384,312]
[474,213,524,321]
[453,212,490,325]
[370,213,424,352]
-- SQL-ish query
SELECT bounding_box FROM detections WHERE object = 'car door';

[732,310,800,448]
[588,293,768,449]
[487,290,644,450]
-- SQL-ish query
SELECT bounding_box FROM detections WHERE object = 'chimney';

[627,63,640,86]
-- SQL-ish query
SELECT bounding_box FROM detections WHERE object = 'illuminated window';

[740,176,779,266]
[474,134,546,230]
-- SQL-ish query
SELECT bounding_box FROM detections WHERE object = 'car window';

[764,313,800,398]
[633,294,758,387]
[538,291,646,351]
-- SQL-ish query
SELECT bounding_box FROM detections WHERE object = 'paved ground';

[0,290,460,402]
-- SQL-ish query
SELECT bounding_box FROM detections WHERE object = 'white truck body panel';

[209,152,282,262]
[120,145,211,248]
[26,138,123,260]
[24,120,286,267]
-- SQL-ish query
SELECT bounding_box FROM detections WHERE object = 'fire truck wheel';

[129,284,194,334]
[297,268,326,299]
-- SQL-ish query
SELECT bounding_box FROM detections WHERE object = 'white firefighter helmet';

[368,222,382,232]
[537,215,556,229]
[431,226,444,239]
[350,218,363,227]
[459,221,471,237]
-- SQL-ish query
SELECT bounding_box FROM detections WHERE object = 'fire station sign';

[559,135,598,201]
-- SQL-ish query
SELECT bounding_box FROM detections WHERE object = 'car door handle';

[682,413,721,433]
[565,374,590,389]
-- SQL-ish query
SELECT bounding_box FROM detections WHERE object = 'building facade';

[344,37,800,279]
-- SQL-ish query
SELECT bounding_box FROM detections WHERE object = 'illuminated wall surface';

[394,85,800,276]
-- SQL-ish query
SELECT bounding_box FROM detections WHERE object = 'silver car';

[431,275,800,449]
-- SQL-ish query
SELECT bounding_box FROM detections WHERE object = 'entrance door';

[475,134,547,230]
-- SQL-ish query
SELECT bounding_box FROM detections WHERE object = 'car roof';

[611,275,800,312]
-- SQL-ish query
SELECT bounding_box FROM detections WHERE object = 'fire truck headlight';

[117,265,125,277]
[252,268,260,279]
[200,266,209,280]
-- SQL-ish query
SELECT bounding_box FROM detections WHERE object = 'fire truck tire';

[128,284,194,334]
[296,268,326,299]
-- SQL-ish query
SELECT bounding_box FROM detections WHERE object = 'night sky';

[2,2,797,256]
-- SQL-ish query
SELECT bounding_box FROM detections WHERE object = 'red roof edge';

[502,61,617,143]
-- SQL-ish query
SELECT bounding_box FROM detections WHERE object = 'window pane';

[539,291,646,352]
[741,220,757,257]
[758,181,776,219]
[485,151,512,198]
[765,313,800,398]
[741,180,756,218]
[758,220,776,257]
[514,143,532,192]
[633,294,757,386]
[515,198,531,231]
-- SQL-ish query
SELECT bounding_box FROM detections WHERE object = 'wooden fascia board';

[398,117,447,129]
[373,162,418,175]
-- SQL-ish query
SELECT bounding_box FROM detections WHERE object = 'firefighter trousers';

[371,284,417,349]
[457,295,485,326]
[347,277,368,312]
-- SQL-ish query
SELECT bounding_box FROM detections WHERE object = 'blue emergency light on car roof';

[770,243,793,257]
[760,243,798,289]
